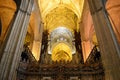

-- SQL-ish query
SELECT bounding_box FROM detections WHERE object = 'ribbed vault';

[38,0,84,20]
[52,43,72,62]
[38,0,84,33]
[44,6,78,33]
[38,0,84,62]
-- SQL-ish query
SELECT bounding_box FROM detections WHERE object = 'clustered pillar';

[88,0,120,80]
[0,0,34,80]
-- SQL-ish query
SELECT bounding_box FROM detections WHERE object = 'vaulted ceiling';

[38,0,84,33]
[0,0,97,61]
[38,0,85,62]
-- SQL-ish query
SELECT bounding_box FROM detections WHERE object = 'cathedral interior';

[0,0,120,80]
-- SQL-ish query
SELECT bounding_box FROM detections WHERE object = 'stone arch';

[81,10,96,62]
[106,0,120,44]
[0,0,16,45]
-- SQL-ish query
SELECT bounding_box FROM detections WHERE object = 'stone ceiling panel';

[44,6,78,33]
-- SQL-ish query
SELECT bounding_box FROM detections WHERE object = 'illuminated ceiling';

[52,43,72,62]
[38,0,84,33]
[44,6,78,33]
[0,0,99,62]
[48,27,76,62]
[38,0,84,62]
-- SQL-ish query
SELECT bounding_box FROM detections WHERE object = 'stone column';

[38,22,44,61]
[39,22,44,62]
[32,22,43,61]
[88,0,120,80]
[0,0,34,80]
[32,40,41,60]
